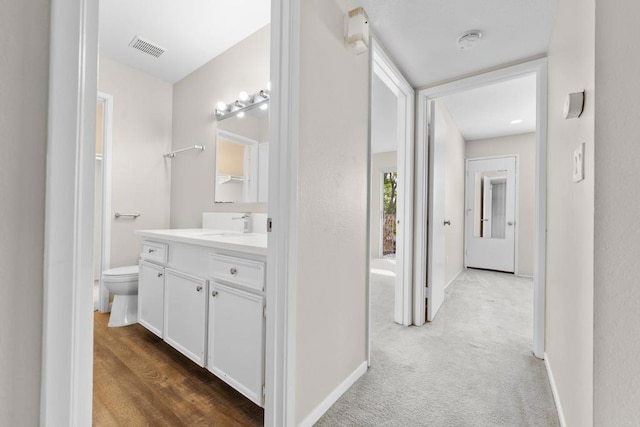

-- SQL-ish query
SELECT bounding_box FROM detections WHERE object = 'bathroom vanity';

[135,228,267,406]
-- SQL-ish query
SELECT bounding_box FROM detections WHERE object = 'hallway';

[318,268,559,426]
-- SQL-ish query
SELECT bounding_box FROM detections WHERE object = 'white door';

[465,156,517,272]
[208,282,265,407]
[426,101,447,321]
[163,269,207,366]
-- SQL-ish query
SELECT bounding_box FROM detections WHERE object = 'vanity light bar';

[215,89,270,121]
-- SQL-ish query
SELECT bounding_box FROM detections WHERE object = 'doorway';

[95,92,113,313]
[415,59,547,358]
[465,156,517,273]
[368,39,415,343]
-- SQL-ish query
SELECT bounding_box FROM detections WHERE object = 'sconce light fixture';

[345,7,369,55]
[215,88,270,121]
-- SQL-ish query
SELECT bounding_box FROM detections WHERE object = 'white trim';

[371,39,414,328]
[544,353,566,427]
[298,362,368,427]
[265,0,299,425]
[414,59,547,360]
[97,92,113,313]
[41,0,99,424]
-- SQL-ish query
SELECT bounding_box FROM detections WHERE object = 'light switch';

[572,143,585,182]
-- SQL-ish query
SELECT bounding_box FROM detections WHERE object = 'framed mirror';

[472,170,508,239]
[214,112,268,203]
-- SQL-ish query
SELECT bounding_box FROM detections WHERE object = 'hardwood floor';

[93,312,264,426]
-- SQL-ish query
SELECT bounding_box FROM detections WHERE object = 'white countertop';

[136,228,268,256]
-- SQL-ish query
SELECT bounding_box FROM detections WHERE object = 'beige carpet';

[316,267,560,426]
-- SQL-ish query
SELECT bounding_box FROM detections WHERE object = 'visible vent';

[128,36,165,58]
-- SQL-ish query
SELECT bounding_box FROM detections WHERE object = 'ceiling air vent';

[128,35,165,58]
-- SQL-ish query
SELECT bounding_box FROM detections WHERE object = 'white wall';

[466,133,536,276]
[545,0,595,424]
[0,1,49,424]
[98,57,173,267]
[594,1,640,424]
[437,102,466,285]
[170,25,270,228]
[370,151,397,258]
[295,0,369,423]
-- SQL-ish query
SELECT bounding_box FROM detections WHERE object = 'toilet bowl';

[102,265,139,327]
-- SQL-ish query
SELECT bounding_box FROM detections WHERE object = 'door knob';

[507,221,514,226]
[443,220,451,226]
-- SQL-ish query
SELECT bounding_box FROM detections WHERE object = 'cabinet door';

[208,282,265,406]
[138,260,165,337]
[164,269,207,366]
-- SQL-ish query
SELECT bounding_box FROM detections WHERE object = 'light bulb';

[237,111,245,118]
[260,104,268,110]
[216,101,227,111]
[239,91,250,102]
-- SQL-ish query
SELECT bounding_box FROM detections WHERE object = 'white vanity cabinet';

[164,269,208,367]
[138,260,165,338]
[136,230,267,407]
[208,281,265,406]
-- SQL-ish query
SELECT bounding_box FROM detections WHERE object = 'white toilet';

[102,265,139,327]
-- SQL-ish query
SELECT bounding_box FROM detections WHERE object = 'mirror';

[215,109,269,203]
[473,171,507,239]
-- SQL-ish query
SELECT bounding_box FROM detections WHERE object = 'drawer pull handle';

[157,272,163,278]
[230,267,237,275]
[148,249,155,253]
[196,286,202,292]
[211,291,218,297]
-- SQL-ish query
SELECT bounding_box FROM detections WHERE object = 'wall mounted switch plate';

[573,142,585,182]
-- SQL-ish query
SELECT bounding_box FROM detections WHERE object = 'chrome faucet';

[232,213,251,233]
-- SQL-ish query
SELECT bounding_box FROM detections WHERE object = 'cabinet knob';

[211,290,218,297]
[157,272,163,278]
[148,249,155,253]
[230,267,237,275]
[196,286,202,292]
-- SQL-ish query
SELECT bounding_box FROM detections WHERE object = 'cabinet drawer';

[210,254,265,292]
[140,241,168,264]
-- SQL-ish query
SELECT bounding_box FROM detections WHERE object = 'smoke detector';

[457,31,483,50]
[128,35,165,58]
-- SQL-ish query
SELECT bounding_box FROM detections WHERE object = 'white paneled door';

[465,156,517,273]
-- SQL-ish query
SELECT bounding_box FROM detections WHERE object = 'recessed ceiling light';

[510,119,524,125]
[457,31,482,50]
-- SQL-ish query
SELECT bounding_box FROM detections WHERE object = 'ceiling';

[440,73,537,141]
[349,0,557,87]
[98,0,271,83]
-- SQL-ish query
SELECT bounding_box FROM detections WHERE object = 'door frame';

[415,58,547,359]
[42,1,294,426]
[463,155,519,273]
[370,38,415,335]
[96,92,113,313]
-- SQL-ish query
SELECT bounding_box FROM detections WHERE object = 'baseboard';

[299,361,368,427]
[445,269,463,289]
[544,352,567,427]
